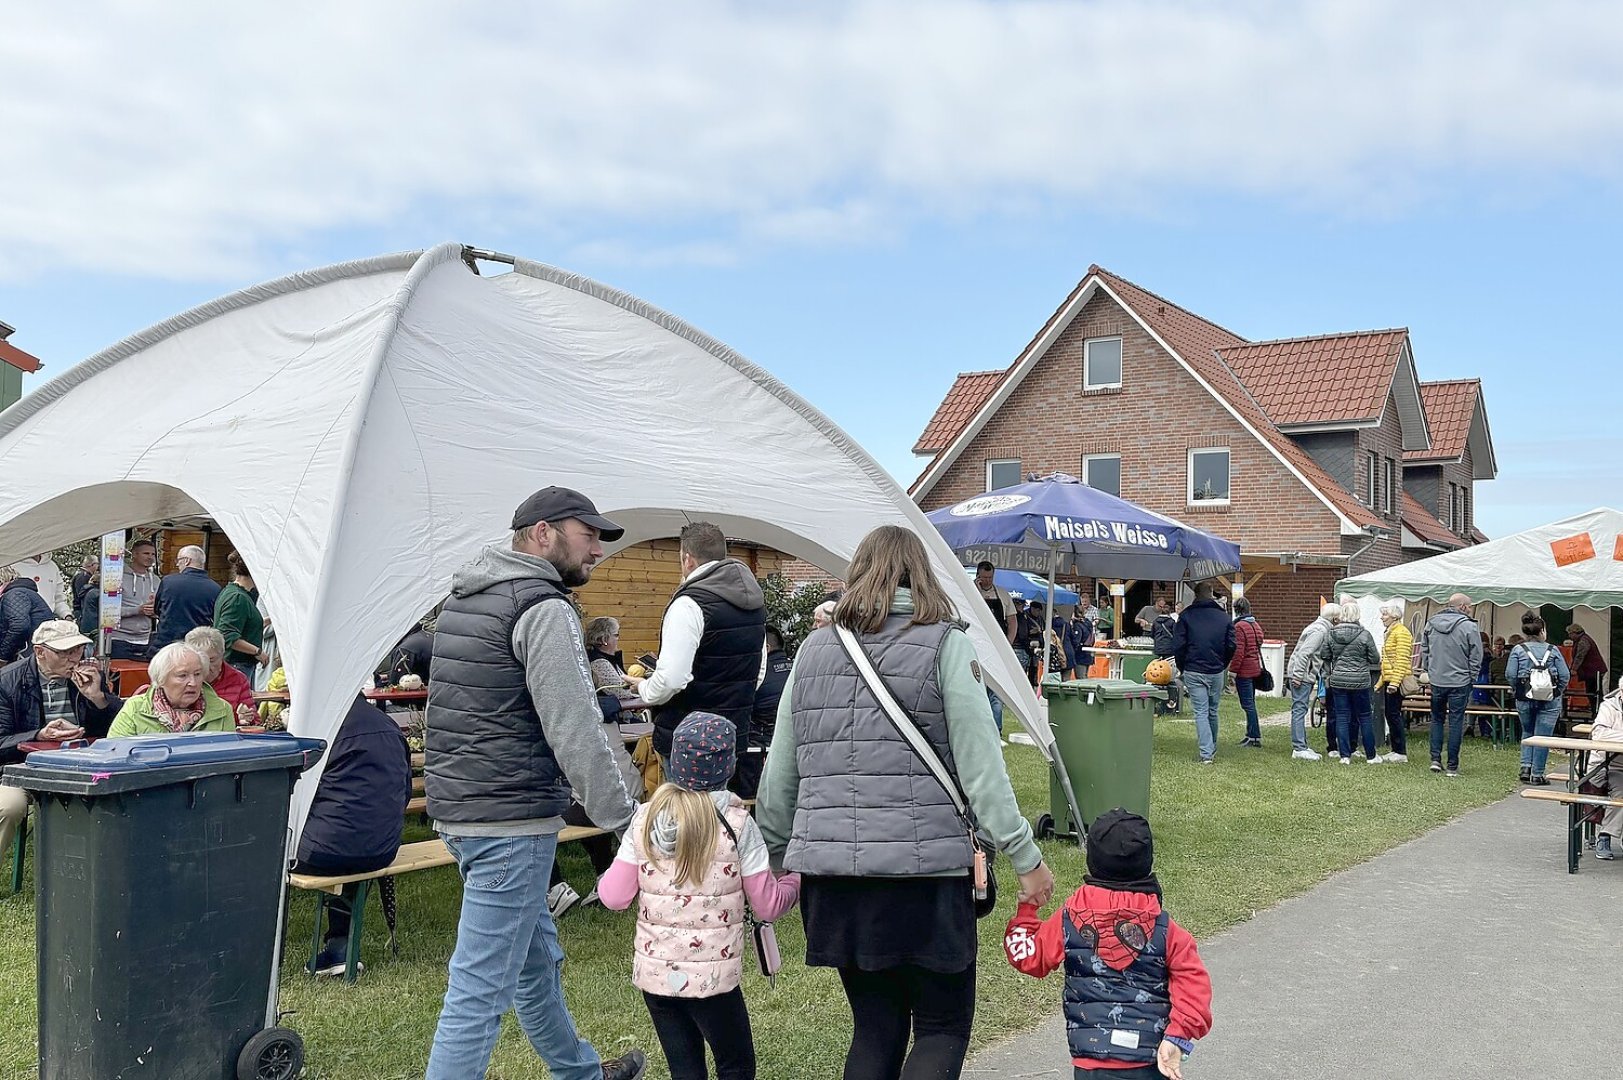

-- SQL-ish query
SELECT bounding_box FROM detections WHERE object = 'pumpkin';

[1144,659,1175,686]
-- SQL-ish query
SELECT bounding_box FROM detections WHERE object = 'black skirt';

[800,874,976,974]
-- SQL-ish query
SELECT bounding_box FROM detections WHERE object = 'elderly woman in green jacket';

[108,642,235,737]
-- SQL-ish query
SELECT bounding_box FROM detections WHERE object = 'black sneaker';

[603,1049,648,1080]
[1519,766,1532,783]
[1430,761,1443,773]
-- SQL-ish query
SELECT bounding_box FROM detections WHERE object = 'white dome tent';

[0,242,1051,833]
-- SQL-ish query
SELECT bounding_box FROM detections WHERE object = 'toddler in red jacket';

[1004,809,1212,1079]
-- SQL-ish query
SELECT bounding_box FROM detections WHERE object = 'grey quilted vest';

[783,617,974,877]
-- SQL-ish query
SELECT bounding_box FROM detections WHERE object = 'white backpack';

[1523,643,1556,702]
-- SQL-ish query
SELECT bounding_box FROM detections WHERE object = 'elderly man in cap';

[0,621,122,858]
[425,486,647,1080]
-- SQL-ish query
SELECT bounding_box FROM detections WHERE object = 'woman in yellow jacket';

[1376,602,1414,762]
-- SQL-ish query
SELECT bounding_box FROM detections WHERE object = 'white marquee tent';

[1341,507,1623,609]
[0,243,1050,831]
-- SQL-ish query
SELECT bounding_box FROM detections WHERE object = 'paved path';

[968,794,1618,1078]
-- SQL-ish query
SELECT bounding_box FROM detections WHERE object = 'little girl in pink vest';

[599,713,800,1080]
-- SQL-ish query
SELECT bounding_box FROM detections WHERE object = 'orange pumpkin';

[1144,659,1175,686]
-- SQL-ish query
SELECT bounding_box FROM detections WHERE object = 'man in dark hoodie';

[734,624,791,799]
[424,486,647,1080]
[1420,593,1483,776]
[1173,581,1236,764]
[625,521,766,786]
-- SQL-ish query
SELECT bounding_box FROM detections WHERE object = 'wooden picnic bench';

[288,824,611,982]
[1521,733,1623,873]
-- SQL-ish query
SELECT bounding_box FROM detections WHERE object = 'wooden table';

[365,688,428,704]
[1522,734,1623,871]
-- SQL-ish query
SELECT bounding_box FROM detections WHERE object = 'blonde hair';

[639,783,719,888]
[1338,601,1363,625]
[0,565,14,586]
[834,525,957,634]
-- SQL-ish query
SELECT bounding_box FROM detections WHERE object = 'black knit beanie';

[1083,808,1158,894]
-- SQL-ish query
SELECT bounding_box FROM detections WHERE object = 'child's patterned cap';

[669,712,737,793]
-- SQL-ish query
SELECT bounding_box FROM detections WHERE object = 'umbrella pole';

[1045,542,1084,846]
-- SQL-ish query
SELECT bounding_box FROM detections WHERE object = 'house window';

[1188,448,1231,505]
[1082,454,1121,497]
[1083,337,1123,391]
[1365,452,1379,507]
[1454,485,1466,534]
[1384,458,1396,514]
[1463,486,1471,532]
[1443,483,1455,529]
[986,458,1021,492]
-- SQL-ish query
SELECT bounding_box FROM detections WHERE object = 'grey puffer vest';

[425,577,571,823]
[783,617,974,877]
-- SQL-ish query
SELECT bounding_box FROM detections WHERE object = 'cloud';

[4,0,1623,278]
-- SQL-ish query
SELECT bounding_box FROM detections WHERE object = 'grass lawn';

[0,694,1517,1079]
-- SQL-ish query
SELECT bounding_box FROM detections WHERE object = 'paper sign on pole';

[98,531,125,639]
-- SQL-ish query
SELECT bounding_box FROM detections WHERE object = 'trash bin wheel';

[237,1027,304,1080]
[1034,813,1054,840]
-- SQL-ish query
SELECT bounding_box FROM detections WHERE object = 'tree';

[759,572,835,657]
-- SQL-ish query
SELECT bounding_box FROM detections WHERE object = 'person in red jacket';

[1229,597,1266,748]
[1004,809,1212,1079]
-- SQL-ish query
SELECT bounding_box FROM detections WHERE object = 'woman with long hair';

[756,525,1054,1080]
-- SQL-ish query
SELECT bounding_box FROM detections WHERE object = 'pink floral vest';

[633,798,752,998]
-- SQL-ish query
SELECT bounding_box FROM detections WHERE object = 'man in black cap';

[425,486,647,1080]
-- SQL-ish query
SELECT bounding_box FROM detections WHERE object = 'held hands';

[236,703,257,726]
[1156,1039,1186,1080]
[1017,860,1056,907]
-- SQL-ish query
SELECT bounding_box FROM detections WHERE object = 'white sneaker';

[580,887,601,909]
[1384,753,1408,763]
[1365,754,1383,765]
[1339,756,1351,766]
[1328,750,1341,760]
[1292,748,1322,761]
[547,882,581,919]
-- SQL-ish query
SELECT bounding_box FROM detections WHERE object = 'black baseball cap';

[510,486,625,541]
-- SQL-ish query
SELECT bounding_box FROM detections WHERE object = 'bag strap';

[714,809,765,927]
[834,624,975,827]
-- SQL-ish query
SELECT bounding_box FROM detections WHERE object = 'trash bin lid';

[3,732,326,796]
[1046,678,1167,701]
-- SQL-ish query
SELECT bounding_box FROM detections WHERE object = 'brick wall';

[1355,388,1407,532]
[1245,567,1345,642]
[919,292,1343,555]
[575,539,792,659]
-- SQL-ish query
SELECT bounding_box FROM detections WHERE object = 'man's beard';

[554,556,595,589]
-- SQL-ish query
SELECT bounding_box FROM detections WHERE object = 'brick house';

[0,324,42,411]
[908,266,1496,635]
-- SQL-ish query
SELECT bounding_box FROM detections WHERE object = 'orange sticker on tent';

[1551,533,1596,567]
[1614,536,1623,562]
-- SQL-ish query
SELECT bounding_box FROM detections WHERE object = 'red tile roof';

[913,370,1005,454]
[1401,492,1462,550]
[0,340,42,374]
[1216,330,1408,427]
[1469,526,1489,544]
[1408,379,1479,461]
[1089,268,1382,530]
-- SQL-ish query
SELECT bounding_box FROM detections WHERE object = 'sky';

[4,1,1622,540]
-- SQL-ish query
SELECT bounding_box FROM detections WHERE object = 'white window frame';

[1443,483,1454,529]
[1082,453,1122,497]
[985,458,1021,492]
[1187,447,1231,506]
[1384,457,1396,515]
[1083,336,1124,391]
[1365,451,1378,508]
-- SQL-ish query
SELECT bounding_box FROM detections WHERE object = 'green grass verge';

[0,695,1516,1079]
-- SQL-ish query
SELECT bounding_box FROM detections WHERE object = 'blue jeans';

[1429,684,1471,771]
[1184,670,1225,760]
[1288,679,1314,751]
[427,833,601,1080]
[1329,686,1376,759]
[986,688,1004,733]
[1518,698,1562,776]
[1235,676,1260,741]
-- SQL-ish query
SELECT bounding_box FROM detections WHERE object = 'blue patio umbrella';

[963,566,1081,606]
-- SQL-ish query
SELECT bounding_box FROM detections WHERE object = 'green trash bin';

[1037,678,1164,841]
[1117,652,1154,685]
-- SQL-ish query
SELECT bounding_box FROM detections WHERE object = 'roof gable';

[1408,379,1496,478]
[909,265,1381,534]
[1216,329,1409,428]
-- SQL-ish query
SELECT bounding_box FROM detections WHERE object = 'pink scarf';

[151,688,206,733]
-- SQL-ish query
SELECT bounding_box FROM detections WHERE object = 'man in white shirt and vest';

[626,522,766,784]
